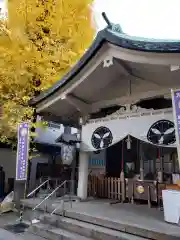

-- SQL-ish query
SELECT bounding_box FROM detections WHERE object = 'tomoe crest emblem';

[147,120,175,146]
[91,126,113,150]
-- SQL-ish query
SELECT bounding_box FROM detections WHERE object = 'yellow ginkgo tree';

[0,0,94,144]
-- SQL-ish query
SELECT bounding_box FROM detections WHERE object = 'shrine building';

[30,18,180,205]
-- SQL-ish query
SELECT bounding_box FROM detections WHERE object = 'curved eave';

[29,27,180,106]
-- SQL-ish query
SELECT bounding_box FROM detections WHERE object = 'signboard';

[0,105,3,118]
[16,123,29,181]
[171,89,180,167]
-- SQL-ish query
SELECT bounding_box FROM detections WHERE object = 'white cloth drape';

[81,110,176,151]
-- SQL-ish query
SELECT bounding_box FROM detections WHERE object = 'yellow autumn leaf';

[0,0,95,144]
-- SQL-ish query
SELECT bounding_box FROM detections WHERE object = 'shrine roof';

[29,24,180,107]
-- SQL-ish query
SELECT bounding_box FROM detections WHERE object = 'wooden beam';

[65,94,91,114]
[91,87,175,112]
[39,112,78,127]
[36,47,109,113]
[115,59,161,86]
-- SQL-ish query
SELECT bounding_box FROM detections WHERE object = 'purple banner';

[16,123,29,181]
[172,89,180,139]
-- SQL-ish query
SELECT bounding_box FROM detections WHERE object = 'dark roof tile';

[29,27,180,106]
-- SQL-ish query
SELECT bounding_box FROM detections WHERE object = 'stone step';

[20,231,49,240]
[21,200,180,240]
[63,211,180,240]
[41,214,147,240]
[0,228,47,240]
[28,222,94,240]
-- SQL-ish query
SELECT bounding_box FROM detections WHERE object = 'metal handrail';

[51,200,64,215]
[27,179,49,198]
[33,180,67,211]
[51,181,74,215]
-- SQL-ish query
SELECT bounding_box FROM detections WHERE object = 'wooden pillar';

[172,152,175,173]
[139,141,144,180]
[120,139,125,202]
[153,153,156,179]
[158,148,163,183]
[160,148,164,182]
[70,148,76,195]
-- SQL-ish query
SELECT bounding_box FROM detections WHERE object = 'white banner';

[81,109,176,151]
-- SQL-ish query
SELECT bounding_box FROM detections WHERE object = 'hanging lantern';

[61,144,75,165]
[126,135,132,150]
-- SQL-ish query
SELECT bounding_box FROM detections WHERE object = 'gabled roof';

[29,24,180,106]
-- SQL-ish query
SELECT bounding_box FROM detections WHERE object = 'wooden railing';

[88,175,122,200]
[88,175,167,207]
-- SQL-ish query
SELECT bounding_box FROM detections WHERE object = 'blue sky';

[93,0,180,39]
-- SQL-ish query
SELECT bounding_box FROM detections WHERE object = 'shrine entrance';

[86,105,179,206]
[30,17,180,202]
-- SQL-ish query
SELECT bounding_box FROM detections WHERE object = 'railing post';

[55,179,57,198]
[44,202,48,213]
[47,178,50,191]
[71,179,75,196]
[62,199,65,216]
[64,181,67,196]
[69,180,73,209]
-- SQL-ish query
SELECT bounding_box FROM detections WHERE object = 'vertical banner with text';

[16,122,29,181]
[171,89,180,167]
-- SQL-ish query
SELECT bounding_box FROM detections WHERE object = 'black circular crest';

[147,120,175,146]
[91,126,113,149]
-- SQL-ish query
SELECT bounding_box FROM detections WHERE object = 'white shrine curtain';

[81,110,176,151]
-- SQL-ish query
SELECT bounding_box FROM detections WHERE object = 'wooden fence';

[88,175,166,207]
[88,175,122,200]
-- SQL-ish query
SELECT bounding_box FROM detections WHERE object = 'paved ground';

[0,212,18,228]
[0,228,46,240]
[65,200,180,238]
[0,212,46,240]
[22,198,180,238]
[0,205,152,239]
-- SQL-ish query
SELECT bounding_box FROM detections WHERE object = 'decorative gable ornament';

[103,56,113,68]
[111,23,123,33]
[110,104,153,116]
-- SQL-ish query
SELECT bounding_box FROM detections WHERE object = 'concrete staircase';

[27,213,147,240]
[21,201,147,239]
[21,199,180,240]
[29,222,93,240]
